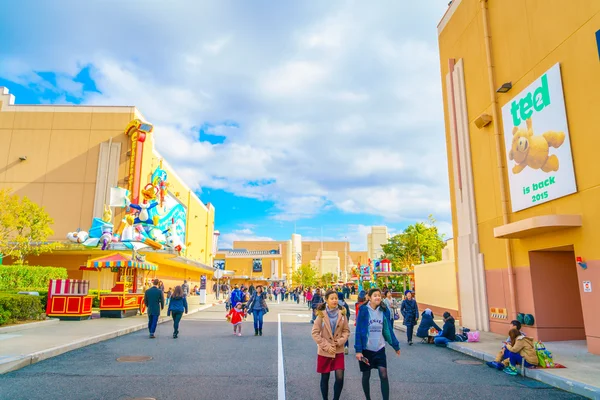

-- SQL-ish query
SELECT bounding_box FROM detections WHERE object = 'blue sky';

[0,1,454,250]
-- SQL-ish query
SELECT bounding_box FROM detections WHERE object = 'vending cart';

[81,252,158,318]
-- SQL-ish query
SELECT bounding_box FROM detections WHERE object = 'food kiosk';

[46,279,94,320]
[80,252,158,318]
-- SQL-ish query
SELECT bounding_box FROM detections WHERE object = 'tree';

[319,272,338,287]
[0,189,56,264]
[381,215,446,271]
[291,263,319,288]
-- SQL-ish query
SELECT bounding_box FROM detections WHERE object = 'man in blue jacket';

[144,279,164,339]
[230,285,244,308]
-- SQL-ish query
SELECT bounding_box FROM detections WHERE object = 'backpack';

[535,341,555,368]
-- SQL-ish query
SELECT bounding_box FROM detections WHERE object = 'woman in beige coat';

[312,289,351,400]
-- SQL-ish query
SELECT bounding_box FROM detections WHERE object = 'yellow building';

[367,226,389,261]
[438,0,600,354]
[0,87,216,292]
[214,246,284,287]
[215,234,368,286]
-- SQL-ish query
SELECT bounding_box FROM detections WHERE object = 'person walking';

[383,291,399,328]
[306,288,314,310]
[311,289,323,323]
[226,302,246,336]
[354,290,367,327]
[181,280,190,297]
[247,285,269,336]
[166,287,172,307]
[230,285,244,309]
[355,288,401,400]
[167,285,188,338]
[143,279,164,339]
[401,290,419,346]
[312,290,350,400]
[336,292,351,355]
[249,284,256,296]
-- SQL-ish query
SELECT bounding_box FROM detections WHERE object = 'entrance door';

[529,249,586,341]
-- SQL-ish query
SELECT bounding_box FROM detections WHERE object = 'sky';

[0,0,454,251]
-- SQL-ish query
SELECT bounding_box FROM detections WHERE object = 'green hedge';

[89,290,111,308]
[0,265,68,291]
[0,293,45,326]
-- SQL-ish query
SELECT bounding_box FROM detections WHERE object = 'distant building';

[216,234,367,286]
[367,226,390,261]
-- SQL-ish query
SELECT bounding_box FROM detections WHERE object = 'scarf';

[326,306,339,333]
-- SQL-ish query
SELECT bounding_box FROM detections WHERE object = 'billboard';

[213,259,225,270]
[501,63,577,211]
[252,258,263,273]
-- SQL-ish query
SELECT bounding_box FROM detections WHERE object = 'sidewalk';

[393,321,600,399]
[0,296,217,374]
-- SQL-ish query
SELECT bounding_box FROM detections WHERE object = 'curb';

[0,319,60,334]
[0,303,215,375]
[393,324,599,399]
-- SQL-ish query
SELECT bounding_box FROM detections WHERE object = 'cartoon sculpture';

[165,220,185,253]
[508,118,565,174]
[102,205,112,223]
[118,215,136,242]
[127,198,158,224]
[100,224,114,251]
[67,230,89,243]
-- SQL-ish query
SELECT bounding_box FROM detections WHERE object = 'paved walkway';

[0,302,582,400]
[393,316,600,399]
[0,295,218,374]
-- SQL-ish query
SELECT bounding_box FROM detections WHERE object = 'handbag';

[393,310,400,320]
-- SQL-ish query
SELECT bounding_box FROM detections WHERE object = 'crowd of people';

[144,280,518,399]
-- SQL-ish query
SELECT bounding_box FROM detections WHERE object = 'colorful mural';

[68,160,188,255]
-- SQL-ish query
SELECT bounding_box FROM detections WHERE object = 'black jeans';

[172,312,183,333]
[406,325,415,342]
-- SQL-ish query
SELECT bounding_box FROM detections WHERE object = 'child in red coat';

[227,302,246,336]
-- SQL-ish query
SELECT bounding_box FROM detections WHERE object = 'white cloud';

[0,0,454,226]
[218,228,275,249]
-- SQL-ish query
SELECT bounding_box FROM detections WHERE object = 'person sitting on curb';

[488,320,527,369]
[416,309,442,343]
[434,312,456,347]
[492,328,539,375]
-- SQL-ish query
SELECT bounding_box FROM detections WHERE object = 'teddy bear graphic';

[508,118,565,174]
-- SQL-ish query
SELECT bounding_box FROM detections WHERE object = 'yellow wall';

[0,96,135,239]
[0,89,216,277]
[214,253,281,285]
[439,0,600,268]
[142,150,216,266]
[414,260,459,311]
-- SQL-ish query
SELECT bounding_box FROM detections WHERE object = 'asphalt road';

[0,301,584,400]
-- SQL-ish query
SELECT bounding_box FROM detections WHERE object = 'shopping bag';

[467,331,480,342]
[535,341,555,368]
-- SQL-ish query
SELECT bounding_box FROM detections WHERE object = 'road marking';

[277,313,286,400]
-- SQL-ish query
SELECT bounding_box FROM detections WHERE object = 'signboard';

[583,281,592,293]
[253,258,263,273]
[213,259,225,270]
[200,275,206,290]
[373,260,381,273]
[501,63,577,212]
